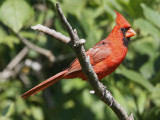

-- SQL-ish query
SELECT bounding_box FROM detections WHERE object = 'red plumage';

[22,11,136,99]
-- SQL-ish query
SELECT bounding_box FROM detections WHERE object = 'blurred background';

[0,0,160,120]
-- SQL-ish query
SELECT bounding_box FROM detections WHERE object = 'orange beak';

[125,28,136,38]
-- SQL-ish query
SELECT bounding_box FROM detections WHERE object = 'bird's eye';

[120,28,125,32]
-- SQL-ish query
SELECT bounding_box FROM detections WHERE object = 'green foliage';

[116,66,154,91]
[141,3,160,28]
[0,0,34,33]
[0,0,160,120]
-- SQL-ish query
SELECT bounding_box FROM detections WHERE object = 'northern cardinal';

[22,11,136,99]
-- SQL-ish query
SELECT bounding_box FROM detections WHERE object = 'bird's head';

[115,11,136,38]
[112,11,136,47]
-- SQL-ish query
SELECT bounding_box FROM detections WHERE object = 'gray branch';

[16,33,55,62]
[31,24,70,44]
[0,47,28,80]
[31,2,134,120]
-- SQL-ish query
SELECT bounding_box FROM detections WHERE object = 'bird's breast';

[110,45,128,64]
[95,45,128,80]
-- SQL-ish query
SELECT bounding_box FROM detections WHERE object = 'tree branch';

[31,24,70,44]
[31,2,134,120]
[16,33,55,62]
[0,47,28,80]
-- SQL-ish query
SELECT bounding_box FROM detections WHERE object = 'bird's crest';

[115,11,131,28]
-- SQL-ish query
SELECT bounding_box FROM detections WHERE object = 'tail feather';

[21,69,67,99]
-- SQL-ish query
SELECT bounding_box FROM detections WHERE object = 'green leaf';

[107,0,123,10]
[150,87,160,107]
[131,36,155,56]
[20,31,47,47]
[116,66,154,91]
[81,89,105,119]
[82,89,94,106]
[2,102,15,117]
[48,0,56,4]
[137,91,147,114]
[62,0,86,18]
[0,0,34,33]
[3,35,20,48]
[31,106,44,120]
[16,97,28,114]
[85,28,102,49]
[141,3,160,28]
[0,26,6,38]
[152,71,160,85]
[0,28,20,48]
[61,78,86,94]
[20,31,36,40]
[91,101,105,120]
[140,55,158,79]
[134,18,160,36]
[63,100,75,109]
[111,87,129,111]
[28,50,39,59]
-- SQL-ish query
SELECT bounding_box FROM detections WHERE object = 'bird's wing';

[66,39,111,74]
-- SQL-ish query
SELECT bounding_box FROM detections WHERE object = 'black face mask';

[120,27,131,47]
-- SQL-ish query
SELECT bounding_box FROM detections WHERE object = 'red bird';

[22,11,136,99]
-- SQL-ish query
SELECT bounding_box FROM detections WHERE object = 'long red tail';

[21,69,68,99]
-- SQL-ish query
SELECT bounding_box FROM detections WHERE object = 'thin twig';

[19,73,31,88]
[16,33,55,62]
[7,47,28,70]
[56,4,85,47]
[31,24,70,44]
[56,4,76,41]
[0,47,28,80]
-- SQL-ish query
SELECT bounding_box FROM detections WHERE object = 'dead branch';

[31,24,70,44]
[0,47,28,80]
[16,33,55,62]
